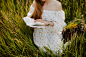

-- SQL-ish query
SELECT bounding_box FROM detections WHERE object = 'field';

[0,0,86,57]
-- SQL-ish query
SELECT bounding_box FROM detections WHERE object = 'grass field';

[0,0,86,57]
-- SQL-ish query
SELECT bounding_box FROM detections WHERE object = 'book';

[22,17,45,28]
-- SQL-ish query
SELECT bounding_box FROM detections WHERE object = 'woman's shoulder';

[31,1,35,8]
[54,1,62,11]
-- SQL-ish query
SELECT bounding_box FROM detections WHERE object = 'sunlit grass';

[0,0,85,57]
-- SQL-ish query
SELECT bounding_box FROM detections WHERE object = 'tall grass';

[0,0,86,57]
[58,0,85,23]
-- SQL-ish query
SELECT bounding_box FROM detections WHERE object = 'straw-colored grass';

[0,0,85,57]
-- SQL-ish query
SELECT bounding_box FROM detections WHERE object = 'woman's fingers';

[34,20,36,23]
[37,19,44,23]
[34,19,44,23]
[40,28,42,29]
[34,19,39,22]
[32,27,36,28]
[36,19,43,21]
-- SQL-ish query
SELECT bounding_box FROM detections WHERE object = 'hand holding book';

[22,17,46,28]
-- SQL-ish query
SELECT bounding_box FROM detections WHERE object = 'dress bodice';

[42,9,64,21]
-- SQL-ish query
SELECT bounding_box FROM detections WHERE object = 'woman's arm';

[34,19,54,26]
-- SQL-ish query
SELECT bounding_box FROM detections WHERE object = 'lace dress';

[26,5,67,55]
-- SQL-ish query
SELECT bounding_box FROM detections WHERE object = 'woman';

[25,0,67,55]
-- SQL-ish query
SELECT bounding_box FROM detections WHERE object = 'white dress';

[27,5,67,55]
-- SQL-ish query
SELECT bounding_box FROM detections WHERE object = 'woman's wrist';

[46,21,50,26]
[50,21,54,26]
[44,21,48,26]
[44,21,54,26]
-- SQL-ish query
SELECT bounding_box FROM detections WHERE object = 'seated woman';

[25,0,67,55]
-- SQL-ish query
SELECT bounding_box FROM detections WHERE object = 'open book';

[22,17,45,28]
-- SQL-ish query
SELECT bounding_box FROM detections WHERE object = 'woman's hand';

[32,19,44,29]
[34,19,54,26]
[34,19,44,23]
[34,19,48,26]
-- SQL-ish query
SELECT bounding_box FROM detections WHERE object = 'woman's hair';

[30,0,45,20]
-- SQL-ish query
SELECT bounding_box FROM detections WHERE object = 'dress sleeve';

[51,10,67,34]
[27,5,34,17]
[22,5,35,26]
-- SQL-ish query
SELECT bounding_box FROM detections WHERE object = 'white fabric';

[25,5,68,55]
[22,17,35,26]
